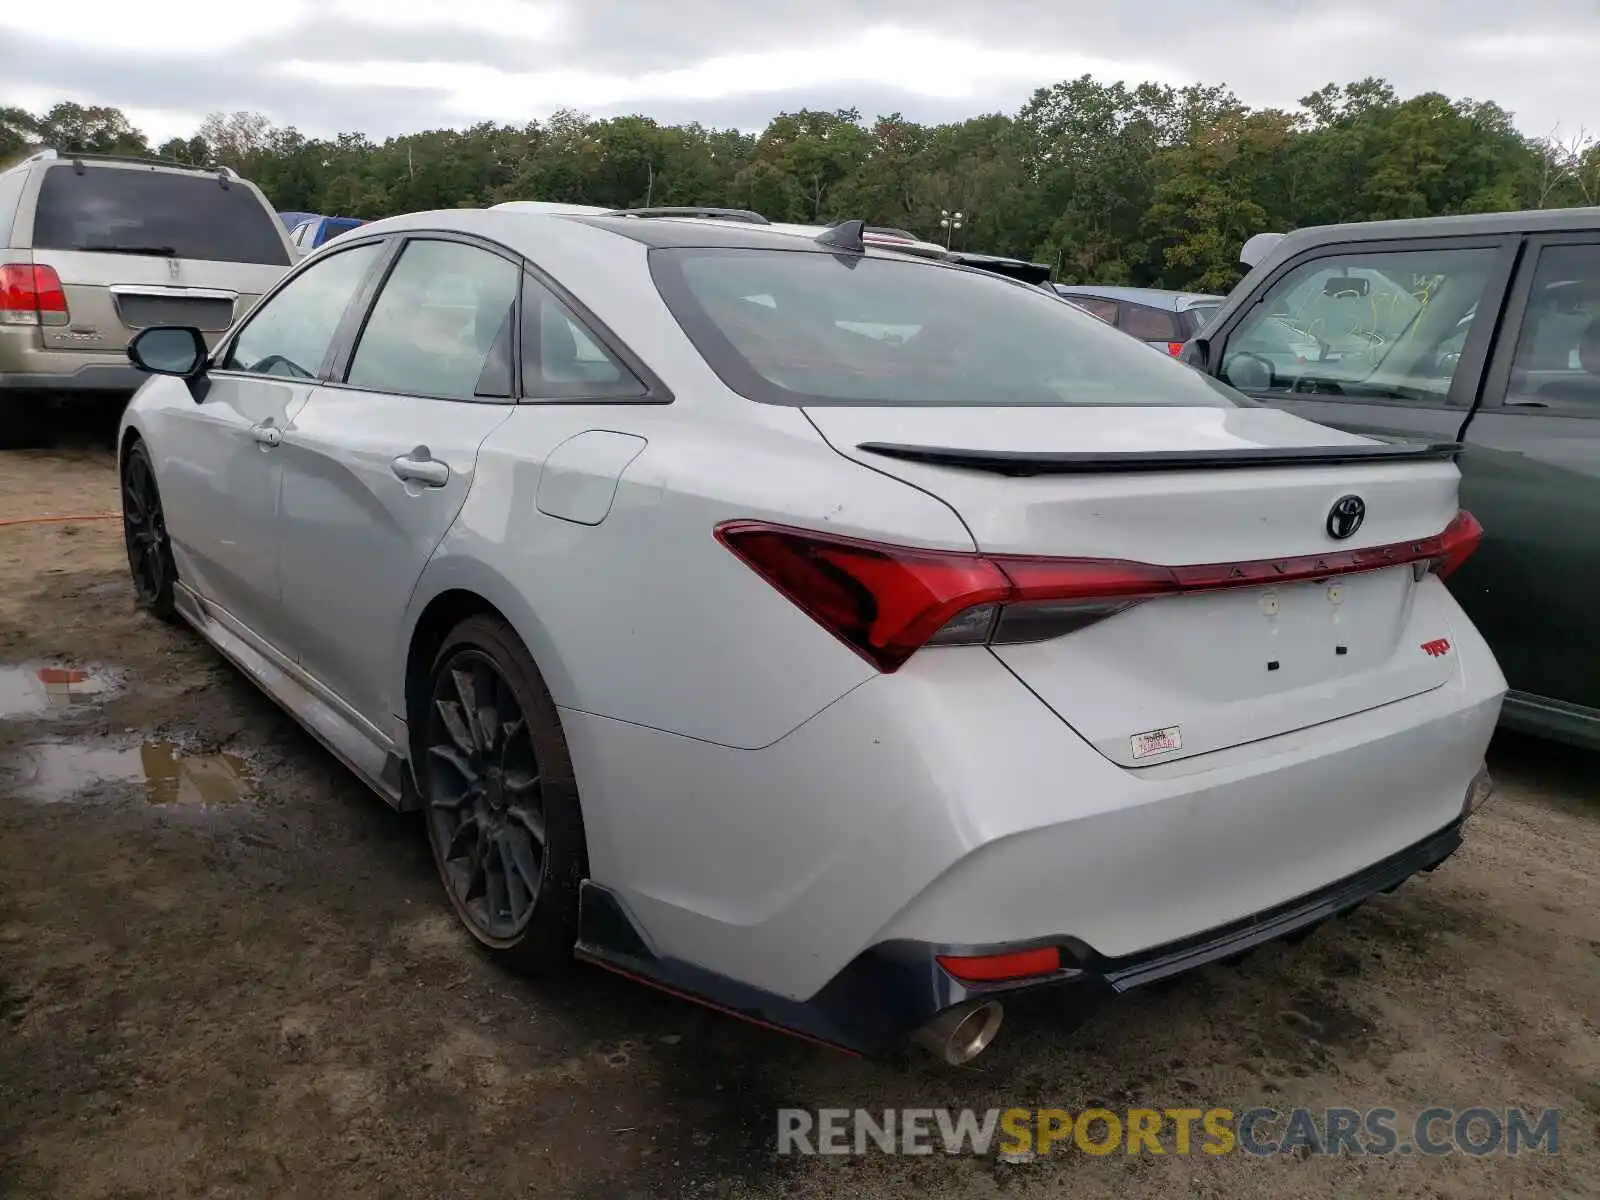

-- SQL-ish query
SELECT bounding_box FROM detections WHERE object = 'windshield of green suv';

[651,247,1247,407]
[32,165,290,266]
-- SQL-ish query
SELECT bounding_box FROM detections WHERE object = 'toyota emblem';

[1326,494,1366,540]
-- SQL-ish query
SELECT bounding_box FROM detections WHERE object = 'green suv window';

[1222,246,1498,405]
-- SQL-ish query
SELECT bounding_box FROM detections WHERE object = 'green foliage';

[4,78,1585,292]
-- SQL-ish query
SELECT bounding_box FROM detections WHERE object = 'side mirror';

[128,326,208,379]
[1179,336,1210,371]
[1223,351,1277,391]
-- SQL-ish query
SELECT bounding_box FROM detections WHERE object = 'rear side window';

[1122,304,1182,341]
[346,239,519,401]
[0,169,27,245]
[519,273,646,401]
[31,165,290,266]
[1503,242,1600,413]
[653,248,1241,407]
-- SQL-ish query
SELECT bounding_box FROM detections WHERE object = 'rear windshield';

[651,247,1242,407]
[32,166,290,265]
[322,218,362,243]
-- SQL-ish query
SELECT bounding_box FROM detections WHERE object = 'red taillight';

[716,511,1484,673]
[1166,341,1185,356]
[937,947,1062,982]
[1429,509,1483,580]
[0,264,68,327]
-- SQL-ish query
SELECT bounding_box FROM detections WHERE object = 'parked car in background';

[278,210,319,232]
[289,215,367,254]
[0,149,294,443]
[1052,285,1224,355]
[118,206,1499,1065]
[1186,207,1600,750]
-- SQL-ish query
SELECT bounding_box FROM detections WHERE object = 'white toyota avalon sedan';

[117,207,1503,1065]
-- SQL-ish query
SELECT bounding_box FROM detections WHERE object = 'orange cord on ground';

[0,512,120,528]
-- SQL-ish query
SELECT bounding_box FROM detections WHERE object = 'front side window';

[346,239,519,400]
[32,165,290,266]
[655,249,1242,407]
[1504,243,1600,413]
[222,241,384,378]
[1221,246,1496,404]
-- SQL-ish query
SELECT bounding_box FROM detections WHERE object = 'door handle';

[250,422,282,447]
[391,447,449,487]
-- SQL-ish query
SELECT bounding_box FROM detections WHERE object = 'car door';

[1209,236,1518,448]
[158,238,387,648]
[1451,234,1600,731]
[273,233,520,733]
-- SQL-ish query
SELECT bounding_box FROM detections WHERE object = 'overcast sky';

[2,0,1598,143]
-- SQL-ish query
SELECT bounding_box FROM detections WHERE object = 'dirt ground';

[1,442,1597,1200]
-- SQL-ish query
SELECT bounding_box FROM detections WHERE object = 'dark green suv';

[1187,208,1600,750]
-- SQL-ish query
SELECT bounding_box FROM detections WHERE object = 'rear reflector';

[937,947,1062,982]
[716,511,1484,673]
[0,264,68,327]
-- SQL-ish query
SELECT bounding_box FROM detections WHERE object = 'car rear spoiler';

[944,252,1053,285]
[857,439,1464,477]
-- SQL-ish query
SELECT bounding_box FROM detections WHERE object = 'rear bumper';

[562,588,1505,1050]
[576,812,1470,1054]
[0,329,142,395]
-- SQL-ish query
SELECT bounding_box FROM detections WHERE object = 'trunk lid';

[805,405,1466,766]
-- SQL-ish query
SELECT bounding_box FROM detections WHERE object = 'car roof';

[1052,284,1223,310]
[1266,205,1600,260]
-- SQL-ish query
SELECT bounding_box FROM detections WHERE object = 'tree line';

[5,78,1600,294]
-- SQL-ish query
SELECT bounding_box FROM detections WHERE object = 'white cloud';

[278,26,1186,116]
[0,0,562,56]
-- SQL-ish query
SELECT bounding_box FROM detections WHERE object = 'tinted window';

[1059,293,1117,323]
[0,169,27,245]
[655,249,1239,407]
[321,218,362,245]
[1221,246,1495,404]
[346,239,518,400]
[223,241,383,378]
[520,274,646,400]
[1184,302,1221,334]
[1505,243,1600,414]
[31,165,290,265]
[1122,304,1181,341]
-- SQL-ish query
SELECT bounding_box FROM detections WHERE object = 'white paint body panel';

[535,431,648,525]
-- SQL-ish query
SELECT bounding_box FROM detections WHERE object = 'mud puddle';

[12,738,256,807]
[0,664,117,717]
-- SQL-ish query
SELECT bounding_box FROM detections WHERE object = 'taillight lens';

[1427,509,1483,580]
[1166,341,1186,356]
[717,511,1483,673]
[0,264,68,327]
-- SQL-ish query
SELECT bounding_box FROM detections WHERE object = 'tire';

[121,439,179,622]
[420,614,588,975]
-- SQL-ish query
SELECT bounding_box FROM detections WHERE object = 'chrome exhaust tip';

[912,1001,1004,1065]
